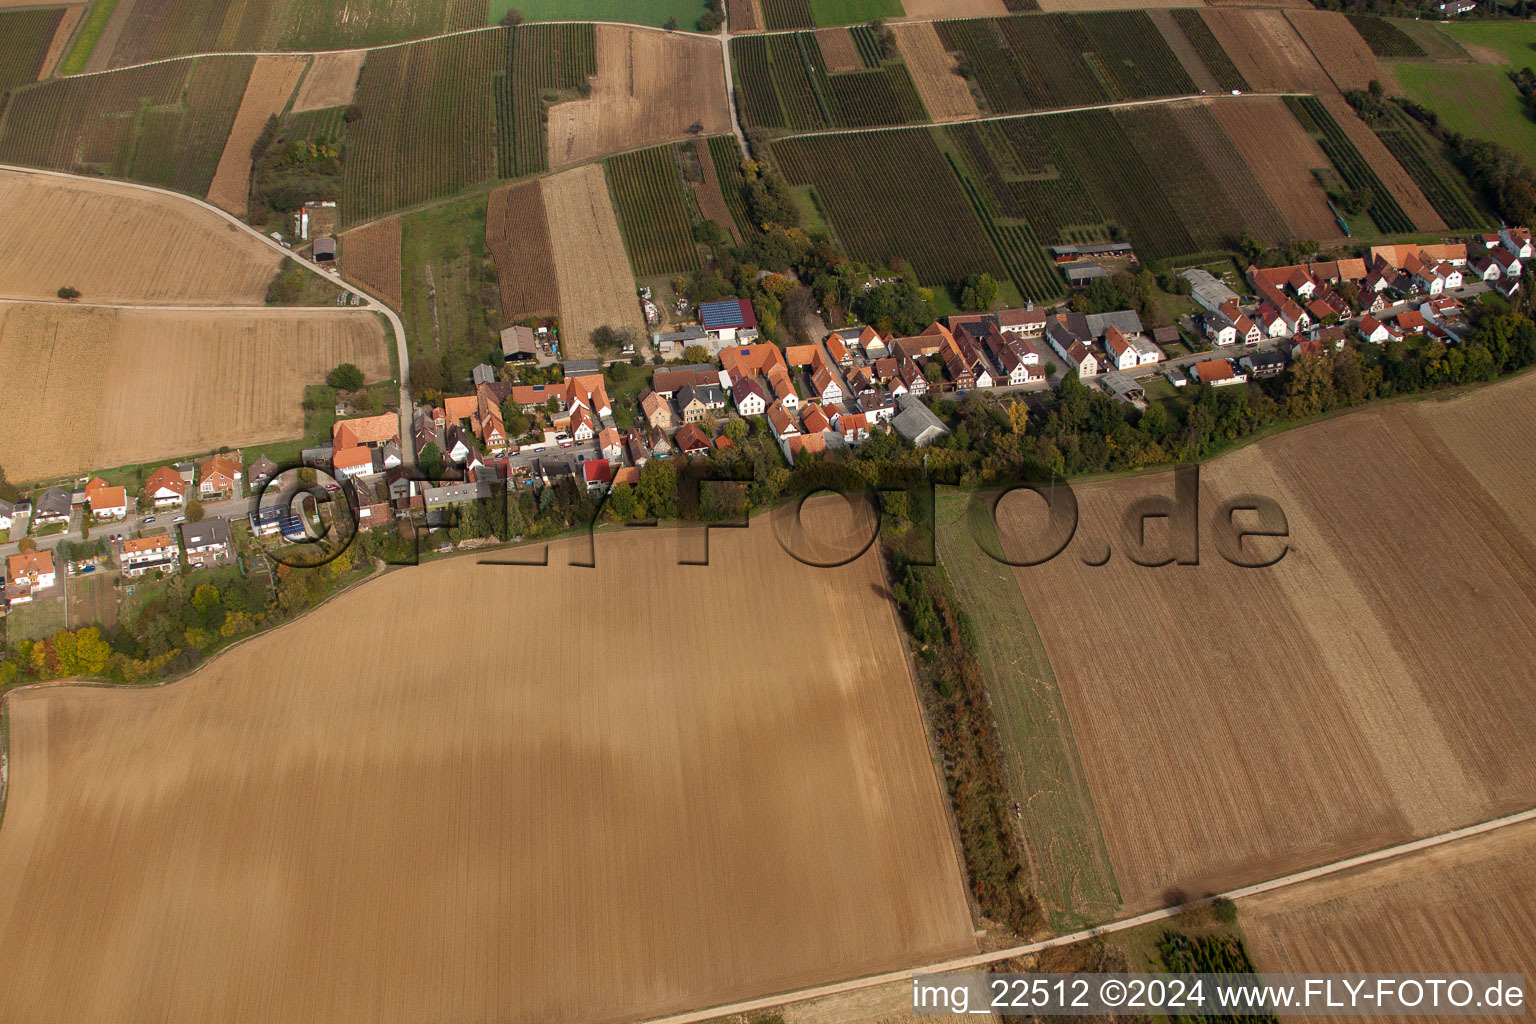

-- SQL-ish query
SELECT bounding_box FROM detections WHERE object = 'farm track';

[0,163,414,462]
[643,805,1536,1024]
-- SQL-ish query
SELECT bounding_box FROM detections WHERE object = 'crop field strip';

[342,31,501,225]
[1168,9,1249,93]
[761,0,815,31]
[0,55,255,198]
[1284,95,1413,235]
[933,12,1198,116]
[485,181,558,320]
[774,128,1008,288]
[494,23,596,180]
[0,7,64,94]
[1363,104,1489,231]
[1346,15,1425,58]
[605,144,701,278]
[731,31,927,132]
[708,134,757,239]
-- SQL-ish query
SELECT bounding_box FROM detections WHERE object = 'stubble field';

[0,170,282,303]
[290,49,366,112]
[995,373,1536,912]
[1284,9,1395,95]
[1242,819,1536,1012]
[0,521,976,1023]
[0,304,390,481]
[206,54,308,216]
[541,163,645,356]
[893,22,980,122]
[1198,8,1333,94]
[545,25,732,171]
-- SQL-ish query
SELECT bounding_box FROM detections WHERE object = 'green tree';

[959,273,998,312]
[327,363,365,391]
[419,442,443,478]
[186,499,205,522]
[56,286,80,301]
[635,460,678,520]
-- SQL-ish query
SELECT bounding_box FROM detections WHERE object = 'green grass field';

[489,0,709,29]
[1397,61,1536,164]
[5,596,67,645]
[400,194,499,394]
[808,0,902,27]
[935,490,1121,931]
[59,0,119,75]
[1440,20,1536,68]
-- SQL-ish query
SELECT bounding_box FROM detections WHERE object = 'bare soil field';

[338,216,402,310]
[1242,819,1536,1008]
[1285,9,1397,95]
[1415,372,1536,548]
[291,49,366,112]
[897,0,1006,17]
[546,25,732,171]
[1318,91,1445,231]
[541,163,645,357]
[0,304,389,481]
[816,27,862,73]
[727,0,762,33]
[995,387,1536,912]
[1199,8,1333,94]
[1209,97,1343,242]
[207,55,308,216]
[1174,101,1291,245]
[893,22,980,123]
[1149,10,1219,95]
[0,521,976,1023]
[0,170,282,304]
[38,5,83,77]
[486,180,559,320]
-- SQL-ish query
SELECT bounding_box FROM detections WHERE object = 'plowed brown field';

[291,49,366,113]
[1210,97,1343,242]
[995,373,1536,912]
[894,22,980,123]
[339,216,402,309]
[0,520,976,1023]
[546,25,731,170]
[1285,9,1397,95]
[1318,92,1445,232]
[728,0,762,32]
[1243,819,1536,1010]
[688,137,740,244]
[541,163,644,357]
[0,304,389,481]
[207,55,308,216]
[486,180,559,320]
[816,28,861,73]
[1199,8,1333,93]
[0,170,281,304]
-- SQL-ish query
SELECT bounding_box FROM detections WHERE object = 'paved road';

[640,804,1536,1024]
[0,163,414,465]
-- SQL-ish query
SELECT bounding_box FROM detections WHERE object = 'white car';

[173,515,187,523]
[141,516,156,524]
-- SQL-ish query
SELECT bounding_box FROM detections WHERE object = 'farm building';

[1050,242,1134,263]
[1064,263,1108,285]
[1183,269,1241,314]
[892,393,949,447]
[698,299,758,342]
[312,238,337,263]
[1099,372,1145,404]
[501,325,538,362]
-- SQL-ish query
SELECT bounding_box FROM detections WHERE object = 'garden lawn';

[809,0,903,27]
[488,0,711,29]
[1396,61,1536,165]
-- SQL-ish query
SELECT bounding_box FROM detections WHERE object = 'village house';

[1358,314,1391,344]
[783,432,827,467]
[673,423,712,457]
[731,377,768,416]
[84,478,128,520]
[1240,350,1287,379]
[333,413,400,452]
[599,427,624,465]
[7,550,55,591]
[719,342,787,386]
[569,406,596,442]
[144,465,189,508]
[676,386,709,425]
[1204,313,1237,347]
[640,390,675,430]
[33,487,71,526]
[982,323,1043,385]
[898,357,929,396]
[1499,227,1532,259]
[767,366,799,410]
[1045,319,1099,377]
[332,446,376,480]
[767,400,800,441]
[811,354,844,403]
[1190,359,1246,387]
[179,519,233,569]
[584,459,613,491]
[0,498,13,534]
[833,410,871,444]
[651,364,719,399]
[997,306,1049,336]
[625,429,651,468]
[120,533,179,578]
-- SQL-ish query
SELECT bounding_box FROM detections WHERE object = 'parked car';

[173,515,186,523]
[141,516,156,524]
[555,433,573,448]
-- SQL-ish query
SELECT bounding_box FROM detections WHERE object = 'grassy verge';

[934,489,1121,932]
[59,0,118,75]
[400,193,498,394]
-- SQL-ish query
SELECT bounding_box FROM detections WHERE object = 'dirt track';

[0,521,976,1023]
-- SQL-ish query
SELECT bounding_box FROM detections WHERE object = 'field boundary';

[640,804,1536,1024]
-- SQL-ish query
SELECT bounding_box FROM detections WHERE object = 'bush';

[57,285,80,300]
[187,500,205,522]
[327,363,366,391]
[501,8,524,26]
